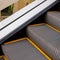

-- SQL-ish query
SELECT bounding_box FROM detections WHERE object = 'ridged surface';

[27,24,60,60]
[46,11,60,30]
[2,39,47,60]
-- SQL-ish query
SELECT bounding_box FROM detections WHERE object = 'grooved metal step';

[1,38,51,60]
[27,23,60,60]
[46,11,60,30]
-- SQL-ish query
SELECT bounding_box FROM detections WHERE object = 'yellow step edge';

[28,23,60,33]
[4,38,26,45]
[27,38,52,60]
[4,56,8,60]
[47,24,60,33]
[3,37,51,60]
[0,56,3,58]
[0,56,7,60]
[28,23,45,26]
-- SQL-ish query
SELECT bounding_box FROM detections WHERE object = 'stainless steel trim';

[0,0,45,29]
[0,0,58,43]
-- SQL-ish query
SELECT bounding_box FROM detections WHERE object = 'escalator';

[0,0,60,60]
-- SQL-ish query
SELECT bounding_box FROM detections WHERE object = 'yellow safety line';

[4,38,26,45]
[4,56,8,60]
[28,23,45,26]
[3,37,51,60]
[27,38,52,60]
[0,56,3,58]
[28,23,60,33]
[0,56,7,60]
[3,23,59,60]
[47,24,60,33]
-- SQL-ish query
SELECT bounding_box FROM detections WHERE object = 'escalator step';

[46,11,60,30]
[1,38,50,60]
[27,23,60,60]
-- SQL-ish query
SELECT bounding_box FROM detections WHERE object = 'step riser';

[46,11,60,30]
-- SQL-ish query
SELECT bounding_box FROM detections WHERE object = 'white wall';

[0,0,18,11]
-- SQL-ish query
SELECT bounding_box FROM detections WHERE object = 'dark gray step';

[45,11,60,30]
[27,23,60,60]
[2,38,48,60]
